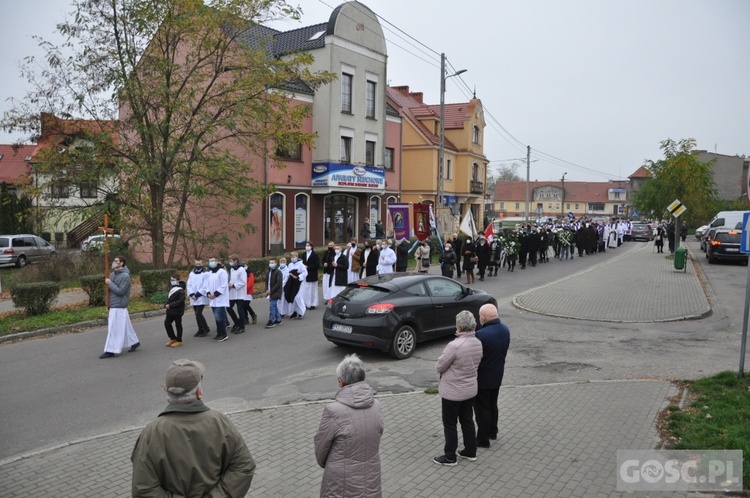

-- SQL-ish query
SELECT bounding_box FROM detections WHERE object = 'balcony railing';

[470,180,484,195]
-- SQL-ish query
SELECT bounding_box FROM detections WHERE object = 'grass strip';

[667,370,750,488]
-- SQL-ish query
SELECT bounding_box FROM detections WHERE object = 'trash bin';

[674,246,688,271]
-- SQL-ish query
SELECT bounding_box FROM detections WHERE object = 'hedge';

[11,282,60,316]
[80,274,106,306]
[139,269,175,299]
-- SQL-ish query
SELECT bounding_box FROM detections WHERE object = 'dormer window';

[308,30,325,41]
[472,125,480,145]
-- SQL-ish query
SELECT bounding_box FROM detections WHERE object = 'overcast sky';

[2,0,748,182]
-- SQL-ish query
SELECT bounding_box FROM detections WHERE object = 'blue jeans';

[211,306,228,337]
[269,299,281,322]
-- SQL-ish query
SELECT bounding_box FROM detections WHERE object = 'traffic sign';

[741,212,750,254]
[667,199,687,218]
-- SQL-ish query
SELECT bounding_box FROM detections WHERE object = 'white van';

[708,211,748,230]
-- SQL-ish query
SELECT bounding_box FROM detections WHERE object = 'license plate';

[332,323,353,334]
[725,248,739,252]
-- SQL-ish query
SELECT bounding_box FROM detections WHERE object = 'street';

[0,238,745,462]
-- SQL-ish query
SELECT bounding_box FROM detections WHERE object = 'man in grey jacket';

[100,255,140,358]
[131,359,255,497]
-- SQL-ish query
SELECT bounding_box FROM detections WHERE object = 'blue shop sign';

[311,163,385,192]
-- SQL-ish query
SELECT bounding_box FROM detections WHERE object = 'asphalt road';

[0,238,745,461]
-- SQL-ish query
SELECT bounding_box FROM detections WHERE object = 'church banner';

[387,203,410,244]
[413,203,431,242]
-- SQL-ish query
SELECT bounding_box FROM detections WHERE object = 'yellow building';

[386,86,488,236]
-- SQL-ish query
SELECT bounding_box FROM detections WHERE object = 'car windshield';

[338,285,390,302]
[632,224,648,230]
[715,232,741,243]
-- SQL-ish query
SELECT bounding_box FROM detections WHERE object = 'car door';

[424,278,475,336]
[23,236,40,263]
[398,282,436,336]
[34,236,53,259]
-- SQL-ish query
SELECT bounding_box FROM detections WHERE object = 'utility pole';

[561,172,567,218]
[437,53,466,231]
[525,145,530,222]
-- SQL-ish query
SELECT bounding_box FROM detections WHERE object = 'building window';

[341,73,353,113]
[566,203,570,209]
[500,202,505,209]
[340,137,352,163]
[472,163,480,181]
[548,204,553,209]
[445,159,453,180]
[366,80,376,119]
[555,204,559,210]
[365,140,375,167]
[384,147,394,170]
[614,191,621,199]
[515,202,520,209]
[472,125,480,145]
[79,180,98,199]
[275,141,302,161]
[590,203,605,211]
[51,182,70,198]
[575,204,579,210]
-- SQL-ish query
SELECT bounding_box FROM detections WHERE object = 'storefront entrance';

[324,195,357,243]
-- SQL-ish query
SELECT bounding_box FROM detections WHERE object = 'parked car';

[706,229,748,264]
[81,234,121,252]
[630,223,653,241]
[0,234,56,267]
[322,273,497,359]
[695,224,709,240]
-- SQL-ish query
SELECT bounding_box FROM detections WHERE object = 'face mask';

[279,263,287,269]
[111,262,119,269]
[335,251,341,256]
[328,246,334,251]
[291,258,298,263]
[269,263,276,269]
[228,262,235,268]
[209,261,217,269]
[305,246,311,250]
[194,264,202,270]
[170,280,178,286]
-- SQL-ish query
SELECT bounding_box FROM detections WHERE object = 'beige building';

[386,85,488,235]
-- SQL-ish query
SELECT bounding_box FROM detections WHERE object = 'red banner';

[413,203,431,242]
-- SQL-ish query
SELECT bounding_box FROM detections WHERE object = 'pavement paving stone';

[514,242,709,322]
[0,380,676,497]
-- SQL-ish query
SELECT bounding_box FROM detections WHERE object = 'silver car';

[0,234,56,267]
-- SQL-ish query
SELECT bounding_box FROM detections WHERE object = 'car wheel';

[708,252,715,264]
[389,325,416,360]
[15,255,26,268]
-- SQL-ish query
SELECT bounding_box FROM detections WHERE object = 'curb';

[0,379,676,468]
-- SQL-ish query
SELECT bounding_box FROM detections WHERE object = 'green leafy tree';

[633,138,718,226]
[2,0,334,267]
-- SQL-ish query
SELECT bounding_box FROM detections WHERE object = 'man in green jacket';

[131,359,255,497]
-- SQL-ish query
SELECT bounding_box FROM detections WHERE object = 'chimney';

[409,92,423,103]
[392,85,410,96]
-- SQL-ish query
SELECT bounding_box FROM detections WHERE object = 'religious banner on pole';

[387,203,410,244]
[413,203,431,242]
[459,209,477,238]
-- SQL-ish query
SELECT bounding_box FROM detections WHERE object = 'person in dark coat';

[396,240,409,272]
[360,240,380,277]
[439,243,457,278]
[265,258,283,328]
[680,224,688,242]
[164,273,186,347]
[527,229,540,267]
[462,237,477,284]
[518,230,529,269]
[475,236,491,281]
[538,229,549,263]
[667,223,676,253]
[655,224,665,253]
[474,304,511,448]
[451,233,463,278]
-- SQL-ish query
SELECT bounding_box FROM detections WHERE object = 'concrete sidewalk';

[514,241,710,322]
[0,380,676,497]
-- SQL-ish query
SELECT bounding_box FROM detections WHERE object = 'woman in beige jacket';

[414,241,431,273]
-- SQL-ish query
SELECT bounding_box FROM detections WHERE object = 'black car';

[706,229,748,264]
[322,273,497,359]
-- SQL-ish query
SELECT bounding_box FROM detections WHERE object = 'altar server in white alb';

[100,255,140,358]
[377,239,397,274]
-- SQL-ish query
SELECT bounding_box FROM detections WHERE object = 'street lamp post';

[437,53,466,221]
